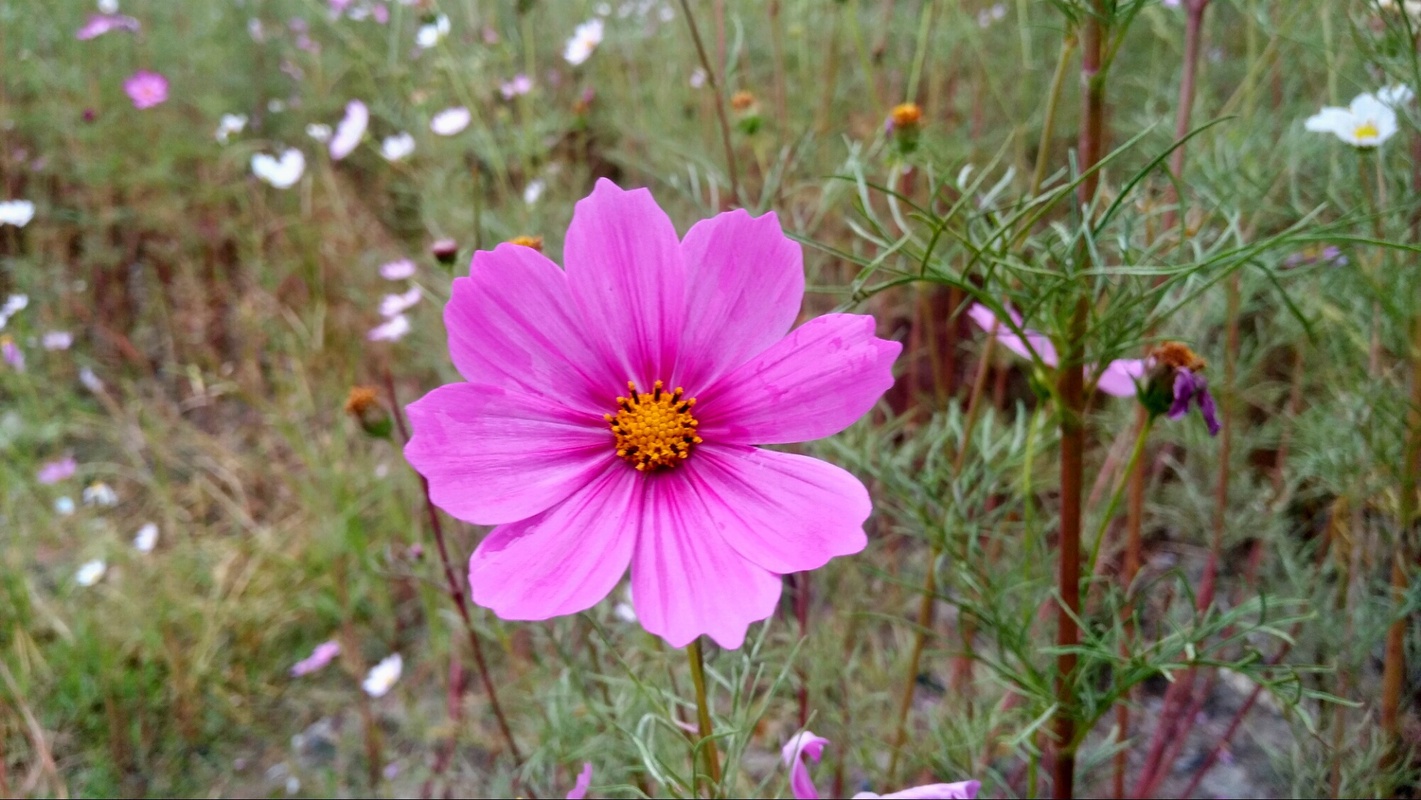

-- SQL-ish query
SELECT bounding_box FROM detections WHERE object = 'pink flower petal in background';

[1095,357,1148,398]
[77,13,140,40]
[782,730,831,800]
[852,781,981,799]
[290,640,341,677]
[38,456,77,485]
[967,302,1057,365]
[329,100,368,160]
[566,763,593,800]
[379,258,416,280]
[124,71,168,110]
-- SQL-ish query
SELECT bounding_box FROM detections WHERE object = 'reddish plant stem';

[383,373,526,774]
[1112,405,1149,799]
[678,0,739,207]
[1162,0,1210,236]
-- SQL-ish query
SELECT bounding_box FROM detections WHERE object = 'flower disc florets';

[606,380,701,471]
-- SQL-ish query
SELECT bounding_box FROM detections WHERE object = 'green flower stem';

[1085,413,1155,582]
[688,637,722,794]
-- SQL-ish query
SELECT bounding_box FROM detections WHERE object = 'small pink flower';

[379,287,421,317]
[566,763,593,799]
[380,259,417,280]
[1,337,22,371]
[368,314,411,342]
[38,456,78,485]
[404,180,899,649]
[77,13,140,40]
[783,730,980,800]
[967,303,1143,398]
[372,3,389,24]
[330,100,369,161]
[501,74,534,99]
[1094,357,1148,399]
[290,640,341,676]
[124,71,168,109]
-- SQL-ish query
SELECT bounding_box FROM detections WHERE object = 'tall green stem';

[688,637,722,794]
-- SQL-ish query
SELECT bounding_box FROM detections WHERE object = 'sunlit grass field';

[4,0,1421,797]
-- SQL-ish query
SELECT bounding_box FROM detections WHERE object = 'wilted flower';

[431,238,459,264]
[362,653,402,697]
[523,179,546,205]
[0,200,34,227]
[215,113,248,143]
[368,314,411,342]
[1138,342,1219,436]
[252,149,306,189]
[1,337,22,371]
[380,132,415,161]
[38,457,77,485]
[430,107,471,136]
[133,522,159,552]
[501,74,533,99]
[783,730,979,800]
[83,482,118,507]
[886,102,924,153]
[564,18,604,65]
[403,180,899,648]
[416,14,450,48]
[75,559,107,586]
[124,71,168,109]
[380,258,416,280]
[330,100,369,160]
[290,640,341,677]
[1305,88,1411,148]
[566,763,593,800]
[345,386,393,438]
[379,287,421,317]
[76,13,140,40]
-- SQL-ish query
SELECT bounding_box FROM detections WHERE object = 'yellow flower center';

[1355,121,1380,141]
[605,380,702,471]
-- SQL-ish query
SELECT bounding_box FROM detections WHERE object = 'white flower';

[379,287,421,317]
[380,132,415,162]
[367,314,410,342]
[523,179,545,205]
[75,559,106,586]
[0,293,28,329]
[42,331,73,350]
[79,367,104,393]
[379,259,416,280]
[252,149,306,189]
[0,200,35,227]
[98,0,119,12]
[330,100,369,160]
[613,586,637,623]
[689,67,706,89]
[267,99,286,114]
[563,18,604,65]
[248,18,264,41]
[1305,91,1400,148]
[416,14,450,48]
[430,106,471,136]
[215,113,248,143]
[82,482,118,507]
[55,496,76,516]
[1377,84,1415,108]
[362,653,402,697]
[133,522,159,552]
[306,123,332,143]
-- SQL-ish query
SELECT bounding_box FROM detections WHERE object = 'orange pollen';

[507,235,543,251]
[731,91,757,111]
[1152,342,1206,372]
[890,102,923,128]
[604,380,702,472]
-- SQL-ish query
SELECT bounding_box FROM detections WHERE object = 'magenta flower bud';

[431,238,459,265]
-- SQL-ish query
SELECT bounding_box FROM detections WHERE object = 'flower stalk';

[677,0,740,207]
[688,637,722,793]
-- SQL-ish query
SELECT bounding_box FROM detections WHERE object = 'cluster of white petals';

[1305,86,1413,148]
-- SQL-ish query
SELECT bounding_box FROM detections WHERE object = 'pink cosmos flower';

[380,258,417,281]
[404,180,900,649]
[290,640,341,676]
[783,730,980,800]
[38,456,78,485]
[368,314,411,342]
[501,73,534,99]
[124,71,169,109]
[967,303,1143,398]
[330,100,369,161]
[566,763,593,799]
[76,13,140,40]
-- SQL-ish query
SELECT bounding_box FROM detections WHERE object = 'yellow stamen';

[1355,121,1380,141]
[890,102,923,128]
[606,380,702,471]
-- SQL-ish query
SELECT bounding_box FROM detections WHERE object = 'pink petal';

[781,730,831,800]
[1093,357,1147,398]
[630,475,782,649]
[405,383,613,525]
[566,763,593,799]
[290,640,341,677]
[447,243,617,414]
[469,463,640,619]
[698,314,900,446]
[564,179,686,389]
[680,445,868,574]
[673,208,804,390]
[852,780,981,799]
[967,303,1057,366]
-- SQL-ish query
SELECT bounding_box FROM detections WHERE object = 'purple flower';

[1169,368,1220,436]
[1,337,22,371]
[76,13,140,40]
[501,74,534,99]
[404,180,899,649]
[566,763,593,799]
[290,640,341,676]
[783,730,980,800]
[966,303,1057,365]
[124,71,169,109]
[38,456,78,485]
